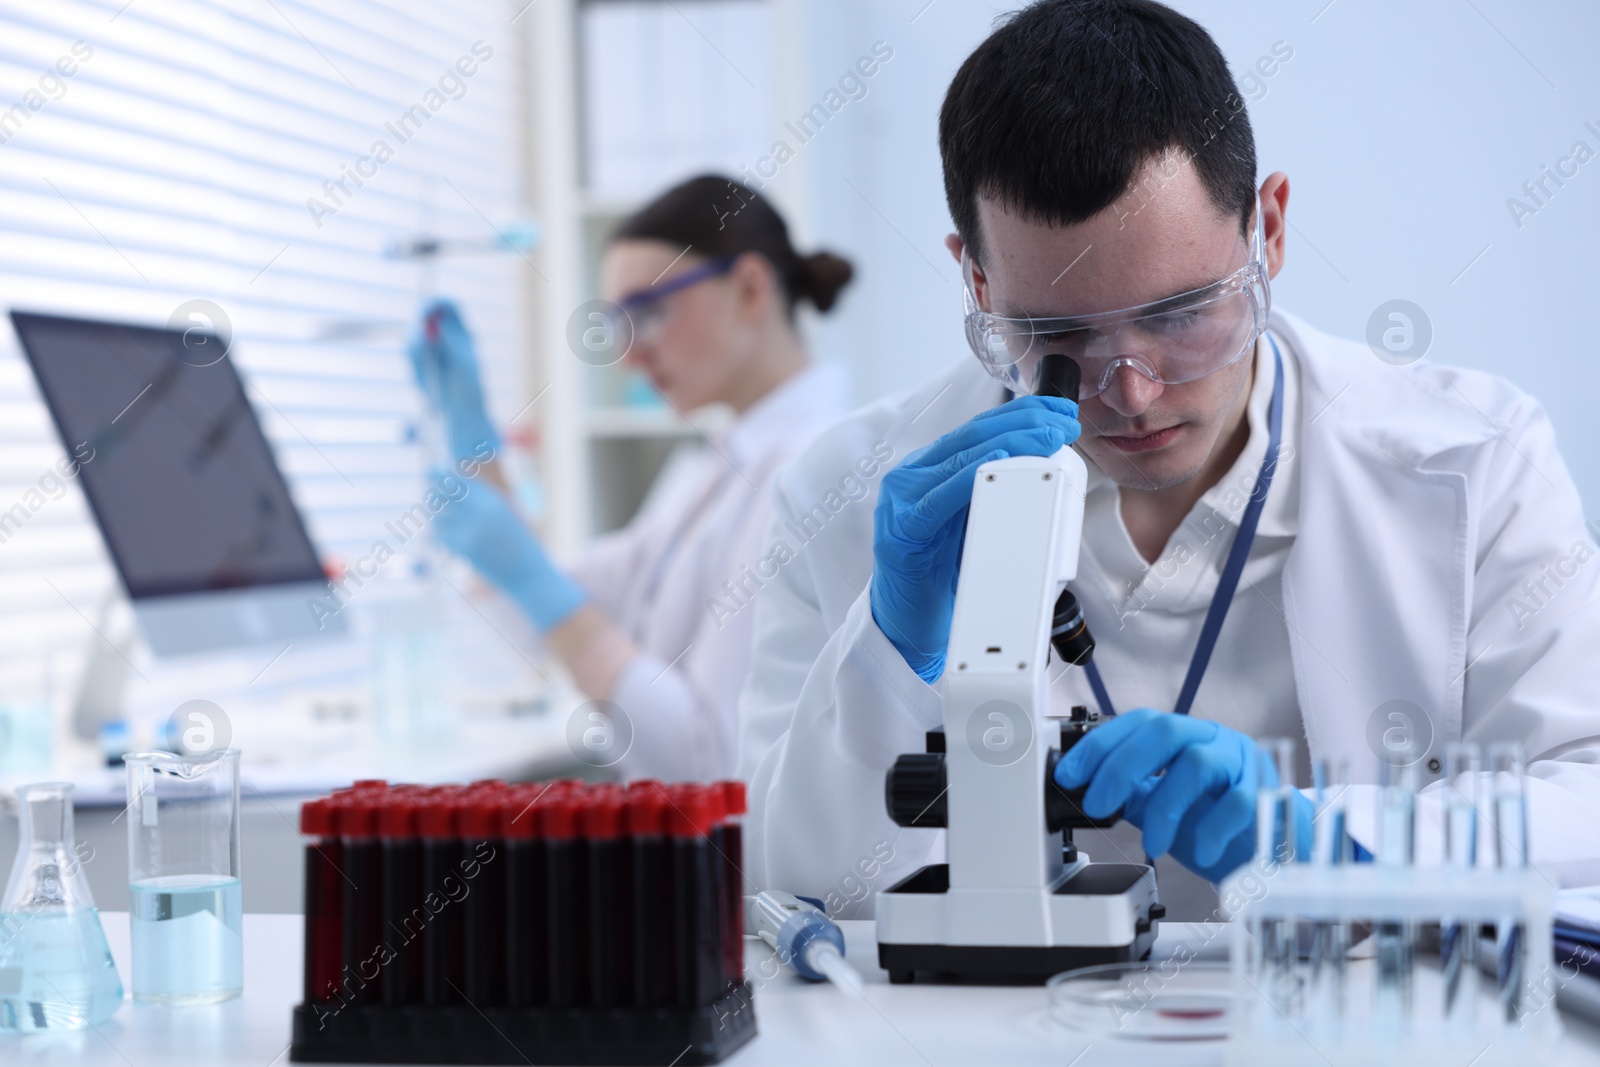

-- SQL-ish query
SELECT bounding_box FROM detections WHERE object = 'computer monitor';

[11,310,347,656]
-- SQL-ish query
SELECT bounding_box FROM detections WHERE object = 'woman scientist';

[415,175,852,780]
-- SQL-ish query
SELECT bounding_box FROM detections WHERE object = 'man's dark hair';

[941,0,1257,265]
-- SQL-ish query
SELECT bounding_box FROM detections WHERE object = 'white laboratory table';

[10,914,1600,1067]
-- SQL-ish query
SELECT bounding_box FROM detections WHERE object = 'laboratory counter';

[10,915,1600,1067]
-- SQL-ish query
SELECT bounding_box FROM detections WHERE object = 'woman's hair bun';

[798,251,854,313]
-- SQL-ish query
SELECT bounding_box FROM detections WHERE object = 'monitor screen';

[12,311,325,600]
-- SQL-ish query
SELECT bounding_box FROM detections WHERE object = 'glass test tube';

[1441,743,1480,1026]
[1490,743,1529,1024]
[1310,756,1350,1022]
[1255,739,1299,1019]
[1374,759,1416,1032]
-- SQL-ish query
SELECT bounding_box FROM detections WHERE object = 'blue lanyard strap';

[1083,335,1286,718]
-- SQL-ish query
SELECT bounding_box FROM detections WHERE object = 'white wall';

[790,0,1600,517]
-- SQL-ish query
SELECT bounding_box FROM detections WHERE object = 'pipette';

[746,891,865,996]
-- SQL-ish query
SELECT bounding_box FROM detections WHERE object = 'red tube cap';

[665,785,712,839]
[417,787,466,840]
[625,789,667,836]
[541,792,578,840]
[581,793,625,840]
[299,797,335,837]
[336,793,380,837]
[500,787,544,840]
[459,792,506,840]
[377,794,421,840]
[721,780,747,817]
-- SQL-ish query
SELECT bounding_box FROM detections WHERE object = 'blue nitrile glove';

[431,471,587,632]
[406,298,502,462]
[1053,707,1314,882]
[869,395,1080,683]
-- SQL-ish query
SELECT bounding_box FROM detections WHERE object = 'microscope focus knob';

[885,753,948,828]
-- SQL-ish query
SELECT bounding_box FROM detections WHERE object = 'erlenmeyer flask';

[0,782,123,1031]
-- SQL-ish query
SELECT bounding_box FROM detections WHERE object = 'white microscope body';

[876,369,1162,982]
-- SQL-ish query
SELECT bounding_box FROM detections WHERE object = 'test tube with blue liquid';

[1374,758,1416,1032]
[1490,742,1529,1024]
[1309,755,1349,1022]
[1254,738,1298,1019]
[125,749,244,1004]
[1441,742,1479,1025]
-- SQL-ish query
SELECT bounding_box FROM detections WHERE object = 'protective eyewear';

[610,254,739,344]
[962,204,1270,399]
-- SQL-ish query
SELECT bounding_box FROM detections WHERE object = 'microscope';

[876,355,1162,984]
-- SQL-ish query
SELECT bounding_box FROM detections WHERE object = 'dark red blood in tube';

[627,786,672,1008]
[460,787,508,1006]
[503,784,548,1007]
[668,786,721,1007]
[718,780,747,992]
[300,798,343,1004]
[338,792,384,1006]
[583,791,626,1008]
[378,793,424,1006]
[543,788,587,1007]
[418,787,467,1006]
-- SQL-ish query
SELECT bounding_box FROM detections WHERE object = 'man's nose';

[1095,362,1164,417]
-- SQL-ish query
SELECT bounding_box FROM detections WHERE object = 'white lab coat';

[567,363,848,782]
[737,309,1600,916]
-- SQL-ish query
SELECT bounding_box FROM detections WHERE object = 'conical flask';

[0,782,123,1030]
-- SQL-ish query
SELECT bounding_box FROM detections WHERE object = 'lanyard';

[1082,334,1285,719]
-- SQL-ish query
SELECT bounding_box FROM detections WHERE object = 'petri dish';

[1047,960,1234,1041]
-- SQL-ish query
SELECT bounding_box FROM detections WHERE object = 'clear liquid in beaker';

[129,875,242,1005]
[0,907,123,1031]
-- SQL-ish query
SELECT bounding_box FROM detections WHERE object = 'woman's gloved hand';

[869,396,1080,683]
[407,298,502,462]
[432,472,587,632]
[1053,707,1314,882]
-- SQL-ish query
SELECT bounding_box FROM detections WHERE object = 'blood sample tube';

[544,786,587,1007]
[717,781,747,994]
[627,784,672,1008]
[339,789,385,1005]
[352,779,389,791]
[668,785,721,1008]
[503,783,548,1007]
[461,785,508,1006]
[300,797,343,1004]
[378,791,424,1006]
[584,789,626,1008]
[419,786,466,1006]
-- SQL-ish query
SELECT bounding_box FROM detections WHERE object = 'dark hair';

[611,175,854,315]
[940,0,1257,265]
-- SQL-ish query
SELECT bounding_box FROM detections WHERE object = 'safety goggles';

[962,204,1270,399]
[609,253,739,346]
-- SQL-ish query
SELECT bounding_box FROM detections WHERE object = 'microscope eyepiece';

[1050,589,1095,666]
[1035,353,1081,402]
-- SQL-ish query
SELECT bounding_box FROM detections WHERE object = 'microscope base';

[875,862,1160,984]
[878,939,1151,984]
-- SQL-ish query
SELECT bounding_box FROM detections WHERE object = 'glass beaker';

[124,749,243,1005]
[0,782,123,1030]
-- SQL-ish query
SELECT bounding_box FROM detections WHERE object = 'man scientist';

[737,0,1600,919]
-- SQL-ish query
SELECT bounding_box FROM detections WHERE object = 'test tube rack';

[289,778,755,1066]
[1222,863,1559,1067]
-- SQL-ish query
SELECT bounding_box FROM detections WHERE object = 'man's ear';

[1258,172,1290,281]
[947,233,990,311]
